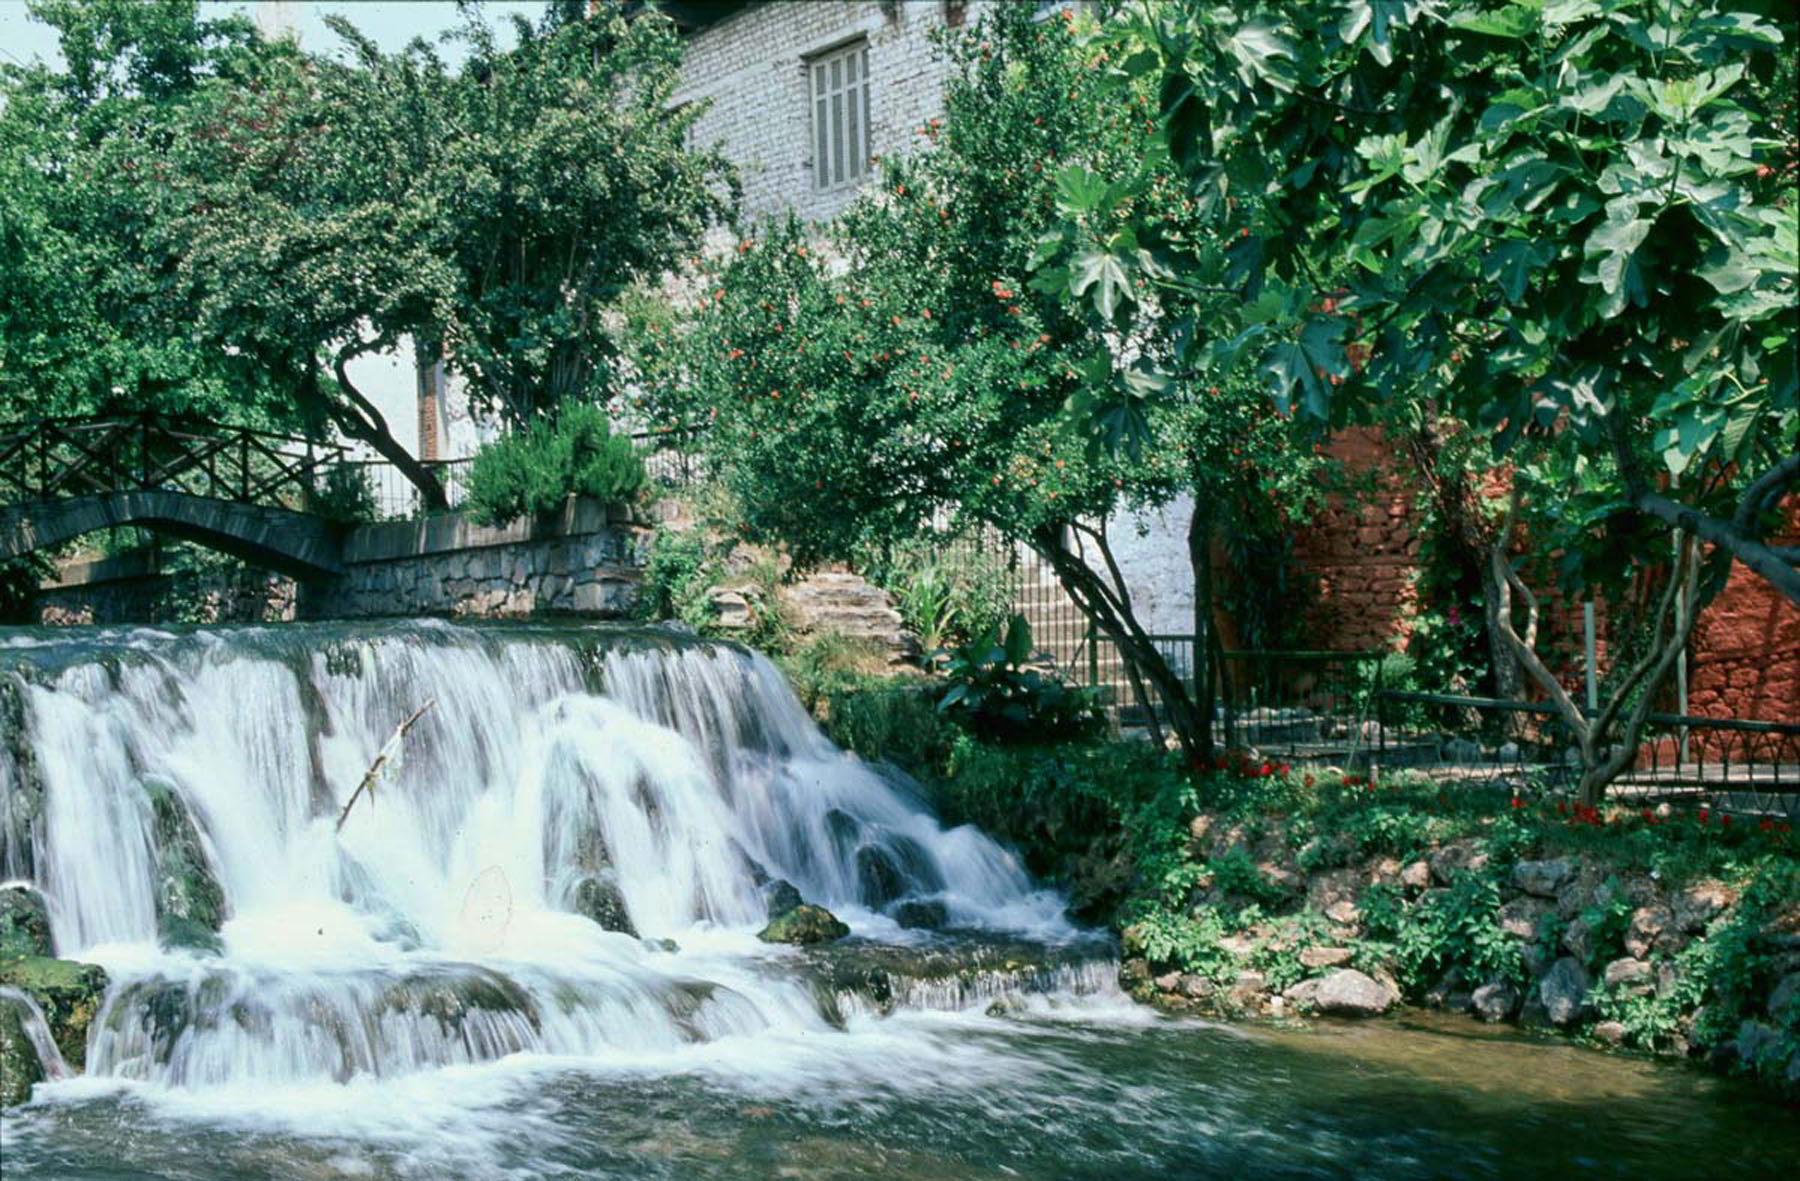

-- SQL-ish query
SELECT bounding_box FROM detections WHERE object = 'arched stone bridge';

[0,415,350,578]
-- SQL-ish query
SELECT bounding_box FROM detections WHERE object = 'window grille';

[810,42,871,191]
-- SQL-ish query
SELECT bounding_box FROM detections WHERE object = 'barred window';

[810,42,870,192]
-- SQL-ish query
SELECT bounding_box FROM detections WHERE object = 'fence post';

[1086,617,1098,689]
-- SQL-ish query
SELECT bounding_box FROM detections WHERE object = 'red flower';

[1258,761,1272,777]
[1721,814,1732,827]
[1303,774,1316,789]
[1698,808,1710,824]
[1510,797,1524,810]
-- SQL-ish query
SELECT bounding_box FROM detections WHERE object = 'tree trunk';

[1187,494,1217,765]
[1031,522,1207,764]
[329,346,449,511]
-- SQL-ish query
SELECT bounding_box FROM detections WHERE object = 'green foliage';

[814,677,952,773]
[1,0,730,503]
[868,540,1013,656]
[464,404,644,526]
[937,614,1102,744]
[1360,871,1524,993]
[1047,0,1798,608]
[309,465,378,525]
[637,527,715,632]
[0,554,52,624]
[1207,845,1290,910]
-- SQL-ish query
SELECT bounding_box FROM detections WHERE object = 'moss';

[0,886,53,959]
[1,997,46,1107]
[0,956,108,1071]
[145,780,227,953]
[758,903,849,946]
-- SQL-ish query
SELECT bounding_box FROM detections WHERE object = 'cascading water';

[0,621,1098,1097]
[5,622,1799,1181]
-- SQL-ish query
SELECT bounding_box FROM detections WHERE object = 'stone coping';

[341,497,645,565]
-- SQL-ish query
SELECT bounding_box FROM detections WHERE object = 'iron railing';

[0,414,349,510]
[1374,690,1800,817]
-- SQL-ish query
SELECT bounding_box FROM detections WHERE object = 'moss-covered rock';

[572,875,637,938]
[0,886,53,959]
[758,903,849,946]
[146,781,227,954]
[0,996,45,1107]
[763,879,804,920]
[0,956,108,1071]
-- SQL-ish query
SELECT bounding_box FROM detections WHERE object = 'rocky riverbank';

[1120,804,1800,1091]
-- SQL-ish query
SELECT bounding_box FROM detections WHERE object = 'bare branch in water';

[335,701,436,833]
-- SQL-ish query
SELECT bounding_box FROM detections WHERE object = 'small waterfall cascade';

[0,622,1106,1096]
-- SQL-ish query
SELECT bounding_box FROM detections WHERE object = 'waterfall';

[0,622,1102,1096]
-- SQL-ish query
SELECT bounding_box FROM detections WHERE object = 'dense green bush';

[310,465,379,524]
[865,540,1012,656]
[465,404,644,525]
[637,527,713,631]
[936,615,1102,745]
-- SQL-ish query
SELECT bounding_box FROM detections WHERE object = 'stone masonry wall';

[35,499,650,626]
[674,1,1021,225]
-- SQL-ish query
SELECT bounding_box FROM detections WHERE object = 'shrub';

[936,614,1102,744]
[637,527,714,630]
[465,403,644,525]
[310,464,378,524]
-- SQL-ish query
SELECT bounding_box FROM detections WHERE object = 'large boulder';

[0,997,46,1108]
[572,876,637,939]
[1539,956,1592,1027]
[146,782,227,954]
[0,886,53,959]
[758,903,849,945]
[0,956,107,1071]
[1286,969,1398,1017]
[1471,981,1518,1022]
[763,879,805,921]
[1511,859,1574,898]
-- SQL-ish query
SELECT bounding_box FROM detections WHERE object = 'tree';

[2,1,732,507]
[0,0,287,424]
[1035,0,1797,802]
[654,6,1322,763]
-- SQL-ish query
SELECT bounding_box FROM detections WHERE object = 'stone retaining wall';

[33,497,649,625]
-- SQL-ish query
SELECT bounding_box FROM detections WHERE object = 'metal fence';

[1374,690,1800,816]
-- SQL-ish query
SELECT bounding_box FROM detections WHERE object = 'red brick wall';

[1283,427,1800,725]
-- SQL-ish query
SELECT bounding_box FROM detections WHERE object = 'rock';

[1602,957,1653,996]
[1522,941,1553,980]
[1561,917,1594,963]
[1735,1019,1782,1069]
[757,903,849,945]
[1471,981,1518,1022]
[763,879,804,920]
[146,781,227,954]
[1674,880,1736,933]
[1177,973,1215,1000]
[642,937,679,953]
[1429,841,1489,884]
[0,886,53,959]
[1299,946,1353,970]
[1324,900,1361,927]
[0,997,46,1107]
[1593,1020,1628,1046]
[1539,956,1592,1026]
[1768,972,1800,1020]
[1511,858,1574,898]
[1424,968,1466,1009]
[1292,969,1398,1018]
[1153,970,1182,993]
[1227,970,1267,1010]
[0,956,108,1071]
[854,846,907,908]
[1119,958,1152,991]
[1400,860,1431,891]
[1498,896,1552,940]
[1624,906,1671,960]
[1306,868,1363,913]
[894,899,948,931]
[572,876,638,938]
[1188,814,1213,846]
[1257,861,1304,895]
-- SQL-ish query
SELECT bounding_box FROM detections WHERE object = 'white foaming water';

[0,622,1089,1106]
